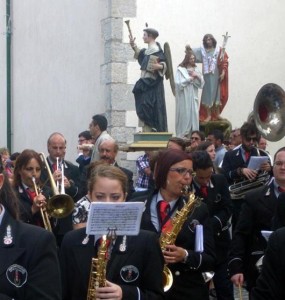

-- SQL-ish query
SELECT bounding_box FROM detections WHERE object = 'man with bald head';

[99,139,135,199]
[42,132,81,246]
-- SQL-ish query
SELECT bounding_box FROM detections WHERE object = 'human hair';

[47,132,67,145]
[88,164,128,195]
[196,141,214,151]
[273,147,285,162]
[0,147,9,156]
[240,121,261,141]
[0,154,19,219]
[209,129,224,143]
[167,137,186,151]
[13,149,44,188]
[78,130,92,140]
[203,34,217,49]
[192,151,213,171]
[154,149,192,190]
[191,130,206,141]
[179,45,196,68]
[92,114,108,131]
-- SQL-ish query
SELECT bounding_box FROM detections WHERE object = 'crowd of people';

[1,111,285,299]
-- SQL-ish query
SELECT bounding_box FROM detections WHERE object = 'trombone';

[39,153,74,219]
[32,176,52,232]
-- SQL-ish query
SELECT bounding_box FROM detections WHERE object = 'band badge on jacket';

[120,265,139,282]
[3,225,13,245]
[214,193,222,203]
[6,264,28,288]
[188,219,200,233]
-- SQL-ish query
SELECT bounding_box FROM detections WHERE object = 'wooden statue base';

[120,132,173,152]
[199,118,232,140]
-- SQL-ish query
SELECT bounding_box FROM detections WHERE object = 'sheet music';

[248,156,268,170]
[86,202,144,236]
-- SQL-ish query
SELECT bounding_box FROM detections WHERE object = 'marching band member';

[222,121,272,228]
[13,149,51,228]
[131,149,216,300]
[0,155,61,299]
[228,147,285,296]
[60,165,164,300]
[192,150,233,300]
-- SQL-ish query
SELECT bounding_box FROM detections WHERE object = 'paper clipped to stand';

[86,202,145,236]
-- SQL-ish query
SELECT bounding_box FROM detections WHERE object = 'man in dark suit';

[251,227,285,300]
[222,121,271,227]
[41,132,82,246]
[0,155,61,300]
[228,147,285,296]
[192,150,233,300]
[99,139,135,200]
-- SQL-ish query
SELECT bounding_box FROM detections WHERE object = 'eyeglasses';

[169,167,195,176]
[245,136,258,142]
[274,161,285,167]
[191,137,200,141]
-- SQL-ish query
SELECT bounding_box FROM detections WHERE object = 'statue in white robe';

[175,46,204,138]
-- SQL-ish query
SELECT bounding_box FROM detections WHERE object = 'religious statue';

[192,33,230,122]
[175,45,204,138]
[127,24,168,132]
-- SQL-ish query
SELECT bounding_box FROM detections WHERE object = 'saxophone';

[87,235,108,300]
[160,191,200,291]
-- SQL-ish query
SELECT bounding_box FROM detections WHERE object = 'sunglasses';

[245,136,258,142]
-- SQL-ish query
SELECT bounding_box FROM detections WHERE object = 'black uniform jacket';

[193,174,233,264]
[59,228,164,300]
[251,227,285,300]
[222,146,270,185]
[228,182,278,290]
[15,184,52,228]
[0,209,61,300]
[131,190,216,300]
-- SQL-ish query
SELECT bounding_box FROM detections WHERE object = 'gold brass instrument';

[87,235,108,300]
[39,153,74,219]
[32,176,52,232]
[160,191,200,292]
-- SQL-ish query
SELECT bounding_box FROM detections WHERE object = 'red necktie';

[245,151,250,161]
[26,188,36,203]
[159,201,173,233]
[52,163,57,172]
[278,186,285,193]
[200,186,208,198]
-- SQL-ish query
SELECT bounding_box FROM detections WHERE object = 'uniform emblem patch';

[6,264,28,288]
[120,265,139,282]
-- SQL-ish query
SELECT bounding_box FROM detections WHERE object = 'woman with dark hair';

[0,155,61,299]
[60,164,164,300]
[131,148,216,300]
[175,45,204,138]
[13,149,51,228]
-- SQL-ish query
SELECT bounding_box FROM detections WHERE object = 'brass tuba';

[39,153,74,219]
[252,83,285,142]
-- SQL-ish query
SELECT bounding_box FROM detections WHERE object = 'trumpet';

[32,176,52,232]
[39,153,74,219]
